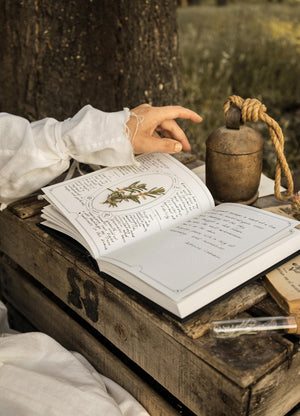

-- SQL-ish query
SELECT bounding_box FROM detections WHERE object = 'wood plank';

[172,152,197,166]
[1,207,298,414]
[0,261,182,416]
[249,350,300,416]
[0,216,251,415]
[0,208,294,384]
[0,210,292,391]
[288,404,300,416]
[249,295,288,317]
[2,256,299,416]
[174,281,268,339]
[5,302,37,333]
[9,195,47,219]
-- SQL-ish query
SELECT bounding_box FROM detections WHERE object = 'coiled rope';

[223,95,294,201]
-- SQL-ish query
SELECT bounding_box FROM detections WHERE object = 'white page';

[100,229,300,317]
[175,230,300,317]
[41,206,92,252]
[42,153,214,259]
[102,203,299,299]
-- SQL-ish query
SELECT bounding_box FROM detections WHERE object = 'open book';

[41,153,300,320]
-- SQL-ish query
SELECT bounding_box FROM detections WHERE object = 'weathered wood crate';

[0,189,300,415]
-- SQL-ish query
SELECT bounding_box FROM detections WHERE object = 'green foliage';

[177,4,300,176]
[102,182,166,207]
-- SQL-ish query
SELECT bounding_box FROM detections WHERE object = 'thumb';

[136,136,183,154]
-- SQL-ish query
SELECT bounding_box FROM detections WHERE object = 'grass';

[177,3,300,176]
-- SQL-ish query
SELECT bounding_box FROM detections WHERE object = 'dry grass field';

[177,3,300,176]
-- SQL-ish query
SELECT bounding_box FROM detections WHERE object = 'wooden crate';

[0,194,300,415]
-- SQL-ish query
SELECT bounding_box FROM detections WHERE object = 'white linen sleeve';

[0,105,137,207]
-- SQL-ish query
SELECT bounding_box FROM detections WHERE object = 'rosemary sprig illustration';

[102,181,165,208]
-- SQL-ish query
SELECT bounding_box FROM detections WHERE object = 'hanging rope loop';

[223,95,294,201]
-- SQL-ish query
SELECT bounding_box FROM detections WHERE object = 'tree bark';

[0,0,181,120]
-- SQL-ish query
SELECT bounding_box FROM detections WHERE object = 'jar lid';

[206,125,263,155]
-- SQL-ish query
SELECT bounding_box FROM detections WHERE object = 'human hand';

[126,104,202,154]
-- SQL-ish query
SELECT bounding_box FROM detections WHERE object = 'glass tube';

[210,316,298,339]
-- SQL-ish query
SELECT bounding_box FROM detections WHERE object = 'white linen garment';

[0,301,149,416]
[0,106,149,415]
[0,104,137,208]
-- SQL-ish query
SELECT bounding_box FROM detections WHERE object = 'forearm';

[0,105,136,207]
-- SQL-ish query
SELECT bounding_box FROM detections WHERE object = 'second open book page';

[101,202,299,299]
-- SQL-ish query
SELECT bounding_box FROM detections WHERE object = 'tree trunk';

[0,0,181,120]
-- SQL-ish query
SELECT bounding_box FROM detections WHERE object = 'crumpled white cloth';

[0,301,149,416]
[0,105,137,208]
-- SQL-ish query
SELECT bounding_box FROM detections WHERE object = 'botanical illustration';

[102,181,166,208]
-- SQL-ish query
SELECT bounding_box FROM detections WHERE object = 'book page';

[264,254,300,313]
[42,153,214,258]
[102,203,299,299]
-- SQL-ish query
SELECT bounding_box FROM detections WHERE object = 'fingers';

[128,104,202,155]
[158,119,191,151]
[136,135,184,154]
[154,106,202,124]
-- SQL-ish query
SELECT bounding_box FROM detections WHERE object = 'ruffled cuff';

[0,106,138,207]
[60,105,138,167]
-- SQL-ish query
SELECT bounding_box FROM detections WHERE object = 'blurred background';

[0,1,299,179]
[177,0,300,177]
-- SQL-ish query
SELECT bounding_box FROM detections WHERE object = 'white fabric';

[0,301,149,416]
[0,105,137,207]
[0,105,149,414]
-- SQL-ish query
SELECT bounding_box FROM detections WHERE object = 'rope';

[223,95,294,201]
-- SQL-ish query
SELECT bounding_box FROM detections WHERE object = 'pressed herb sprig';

[102,181,165,208]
